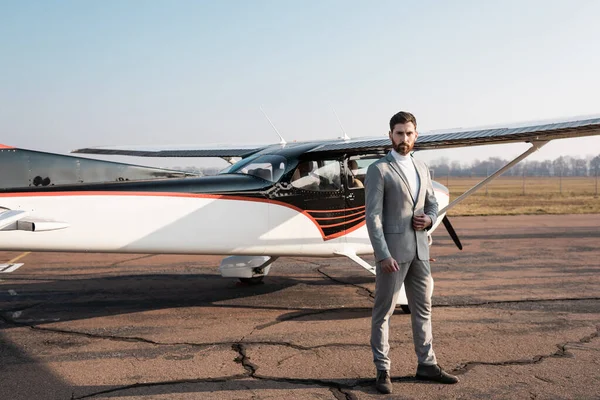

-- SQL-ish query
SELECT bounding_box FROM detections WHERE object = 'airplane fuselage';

[0,144,450,257]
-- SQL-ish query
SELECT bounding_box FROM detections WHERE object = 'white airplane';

[1,116,599,311]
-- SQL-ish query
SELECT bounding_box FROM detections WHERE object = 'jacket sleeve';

[423,164,438,230]
[365,164,391,262]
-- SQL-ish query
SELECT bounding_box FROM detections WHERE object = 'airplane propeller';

[442,215,463,250]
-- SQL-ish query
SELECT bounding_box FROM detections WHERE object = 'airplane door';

[343,155,381,239]
[282,159,346,241]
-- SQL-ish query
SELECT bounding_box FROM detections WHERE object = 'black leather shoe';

[375,369,393,394]
[415,364,459,384]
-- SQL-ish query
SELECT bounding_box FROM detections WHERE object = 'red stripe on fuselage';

[311,209,365,221]
[305,205,365,213]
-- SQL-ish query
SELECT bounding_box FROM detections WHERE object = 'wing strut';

[334,249,375,275]
[334,249,414,306]
[439,140,548,215]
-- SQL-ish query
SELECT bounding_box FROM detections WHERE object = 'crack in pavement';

[339,388,359,400]
[287,257,374,302]
[5,314,599,398]
[72,375,248,399]
[330,387,358,400]
[7,312,599,365]
[254,307,351,330]
[4,290,599,398]
[72,342,364,399]
[533,375,554,383]
[92,327,597,400]
[232,342,362,398]
[451,325,600,375]
[4,296,598,349]
[1,313,182,347]
[304,268,600,310]
[0,313,370,352]
[317,268,374,300]
[435,297,600,308]
[108,254,156,267]
[314,266,600,309]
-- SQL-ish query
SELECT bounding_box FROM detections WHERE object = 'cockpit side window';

[347,156,379,190]
[291,159,341,191]
[226,155,287,182]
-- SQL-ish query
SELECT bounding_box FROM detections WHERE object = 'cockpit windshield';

[220,155,287,182]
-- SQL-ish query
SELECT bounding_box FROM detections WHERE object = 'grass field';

[442,176,600,216]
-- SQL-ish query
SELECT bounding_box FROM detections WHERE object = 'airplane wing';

[71,116,600,157]
[72,143,274,158]
[414,116,600,149]
[308,116,600,153]
[305,115,600,215]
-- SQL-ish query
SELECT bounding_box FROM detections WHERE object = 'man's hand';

[412,214,432,231]
[380,257,399,273]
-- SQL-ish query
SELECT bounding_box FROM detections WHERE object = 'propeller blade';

[442,216,463,250]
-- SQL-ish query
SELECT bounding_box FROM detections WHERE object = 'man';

[347,159,364,188]
[365,111,459,394]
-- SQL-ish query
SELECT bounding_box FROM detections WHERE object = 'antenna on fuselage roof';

[331,106,350,141]
[260,106,286,145]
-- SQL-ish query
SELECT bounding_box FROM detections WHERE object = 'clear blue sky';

[2,0,599,168]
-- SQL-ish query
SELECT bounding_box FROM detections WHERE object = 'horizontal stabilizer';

[0,210,28,230]
[0,209,69,232]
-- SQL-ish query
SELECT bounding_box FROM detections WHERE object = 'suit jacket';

[365,153,438,263]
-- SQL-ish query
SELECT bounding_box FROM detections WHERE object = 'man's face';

[389,122,418,155]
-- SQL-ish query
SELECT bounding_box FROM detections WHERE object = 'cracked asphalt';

[1,214,599,400]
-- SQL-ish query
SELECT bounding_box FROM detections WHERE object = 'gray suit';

[365,152,438,371]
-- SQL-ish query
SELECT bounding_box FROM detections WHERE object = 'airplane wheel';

[400,304,411,314]
[239,276,264,285]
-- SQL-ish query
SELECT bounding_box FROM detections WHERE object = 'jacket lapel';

[412,158,426,206]
[385,153,415,205]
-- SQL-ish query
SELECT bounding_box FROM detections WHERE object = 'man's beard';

[394,142,413,155]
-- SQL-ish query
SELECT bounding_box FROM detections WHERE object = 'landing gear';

[400,304,411,314]
[219,256,277,284]
[238,276,265,285]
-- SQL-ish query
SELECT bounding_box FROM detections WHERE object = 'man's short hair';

[389,111,417,131]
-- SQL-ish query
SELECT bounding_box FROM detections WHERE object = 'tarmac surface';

[1,214,599,400]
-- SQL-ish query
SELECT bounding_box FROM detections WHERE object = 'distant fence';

[443,176,599,197]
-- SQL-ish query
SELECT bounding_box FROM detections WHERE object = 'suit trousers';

[370,256,437,371]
